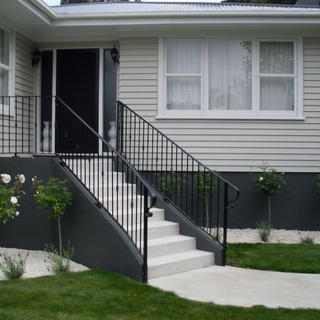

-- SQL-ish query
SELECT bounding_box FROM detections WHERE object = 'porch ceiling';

[1,0,320,43]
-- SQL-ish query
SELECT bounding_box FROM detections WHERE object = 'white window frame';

[0,25,15,117]
[158,37,304,120]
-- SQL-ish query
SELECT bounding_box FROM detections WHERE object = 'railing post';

[143,185,153,283]
[222,182,229,266]
[116,101,121,153]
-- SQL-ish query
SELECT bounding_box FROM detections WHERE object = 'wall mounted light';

[110,45,120,64]
[31,50,41,66]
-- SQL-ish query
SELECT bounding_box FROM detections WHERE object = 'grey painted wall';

[0,157,144,281]
[223,172,320,231]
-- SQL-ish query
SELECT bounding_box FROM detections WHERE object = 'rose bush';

[0,174,25,224]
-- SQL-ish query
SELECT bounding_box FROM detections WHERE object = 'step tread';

[148,235,195,247]
[148,249,213,267]
[128,220,178,231]
[116,207,164,216]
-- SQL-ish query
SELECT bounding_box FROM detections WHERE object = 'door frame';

[37,45,118,154]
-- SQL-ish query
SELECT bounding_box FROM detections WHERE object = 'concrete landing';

[149,266,320,309]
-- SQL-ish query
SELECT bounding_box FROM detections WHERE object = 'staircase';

[68,157,214,279]
[0,95,239,282]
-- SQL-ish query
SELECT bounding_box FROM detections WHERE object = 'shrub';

[300,236,314,245]
[44,243,74,274]
[252,165,286,225]
[257,221,272,242]
[33,177,72,256]
[0,251,28,280]
[0,174,25,224]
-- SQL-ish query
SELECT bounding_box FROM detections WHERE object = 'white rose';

[10,196,18,204]
[17,174,25,184]
[259,177,264,181]
[15,211,20,216]
[1,174,11,184]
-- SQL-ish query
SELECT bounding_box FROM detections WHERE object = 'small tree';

[197,171,218,231]
[33,177,72,257]
[0,174,25,224]
[252,166,286,226]
[157,172,181,198]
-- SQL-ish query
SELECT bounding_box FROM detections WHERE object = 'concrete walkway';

[149,266,320,309]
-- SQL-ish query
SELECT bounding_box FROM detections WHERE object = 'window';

[0,28,13,115]
[165,39,202,111]
[160,38,302,119]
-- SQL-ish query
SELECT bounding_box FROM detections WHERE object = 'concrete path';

[149,266,320,309]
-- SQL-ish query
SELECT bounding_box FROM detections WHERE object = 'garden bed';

[0,247,88,280]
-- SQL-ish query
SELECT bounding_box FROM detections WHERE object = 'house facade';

[1,0,320,280]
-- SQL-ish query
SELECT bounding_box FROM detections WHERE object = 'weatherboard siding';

[119,37,320,173]
[15,33,36,96]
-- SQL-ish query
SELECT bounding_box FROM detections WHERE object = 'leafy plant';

[44,243,74,274]
[252,165,286,225]
[33,177,72,256]
[157,172,181,197]
[257,221,272,242]
[300,236,314,245]
[197,171,218,228]
[0,174,25,224]
[0,251,28,280]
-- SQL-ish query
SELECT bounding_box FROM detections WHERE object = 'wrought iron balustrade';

[117,101,239,264]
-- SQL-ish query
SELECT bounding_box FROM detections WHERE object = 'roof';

[52,2,320,14]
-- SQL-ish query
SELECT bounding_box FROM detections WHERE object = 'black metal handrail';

[0,96,37,155]
[117,101,239,264]
[55,97,156,282]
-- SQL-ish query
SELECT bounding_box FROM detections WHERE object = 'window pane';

[0,29,10,66]
[209,40,252,110]
[260,77,294,111]
[166,39,201,74]
[167,76,201,110]
[0,68,9,96]
[260,42,294,74]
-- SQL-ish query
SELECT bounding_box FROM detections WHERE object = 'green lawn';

[0,270,319,320]
[227,243,320,273]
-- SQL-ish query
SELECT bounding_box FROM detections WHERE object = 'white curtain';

[0,30,9,66]
[166,39,201,74]
[260,42,294,111]
[166,40,201,110]
[260,77,294,111]
[0,69,8,97]
[167,77,201,110]
[209,40,252,110]
[260,42,294,74]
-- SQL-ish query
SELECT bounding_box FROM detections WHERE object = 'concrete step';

[128,221,179,241]
[75,171,125,181]
[148,235,196,258]
[148,250,214,280]
[99,195,152,212]
[114,207,164,225]
[87,183,136,196]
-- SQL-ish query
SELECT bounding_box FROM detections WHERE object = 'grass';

[227,243,320,274]
[0,270,319,320]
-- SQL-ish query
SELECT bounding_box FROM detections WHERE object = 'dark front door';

[56,49,99,153]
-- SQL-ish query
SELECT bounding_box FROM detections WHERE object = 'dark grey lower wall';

[222,172,320,231]
[0,157,56,249]
[0,157,144,281]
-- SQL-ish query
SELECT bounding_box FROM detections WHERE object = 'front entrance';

[56,49,99,153]
[39,47,117,154]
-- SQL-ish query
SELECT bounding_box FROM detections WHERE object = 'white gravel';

[0,247,88,281]
[227,228,320,244]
